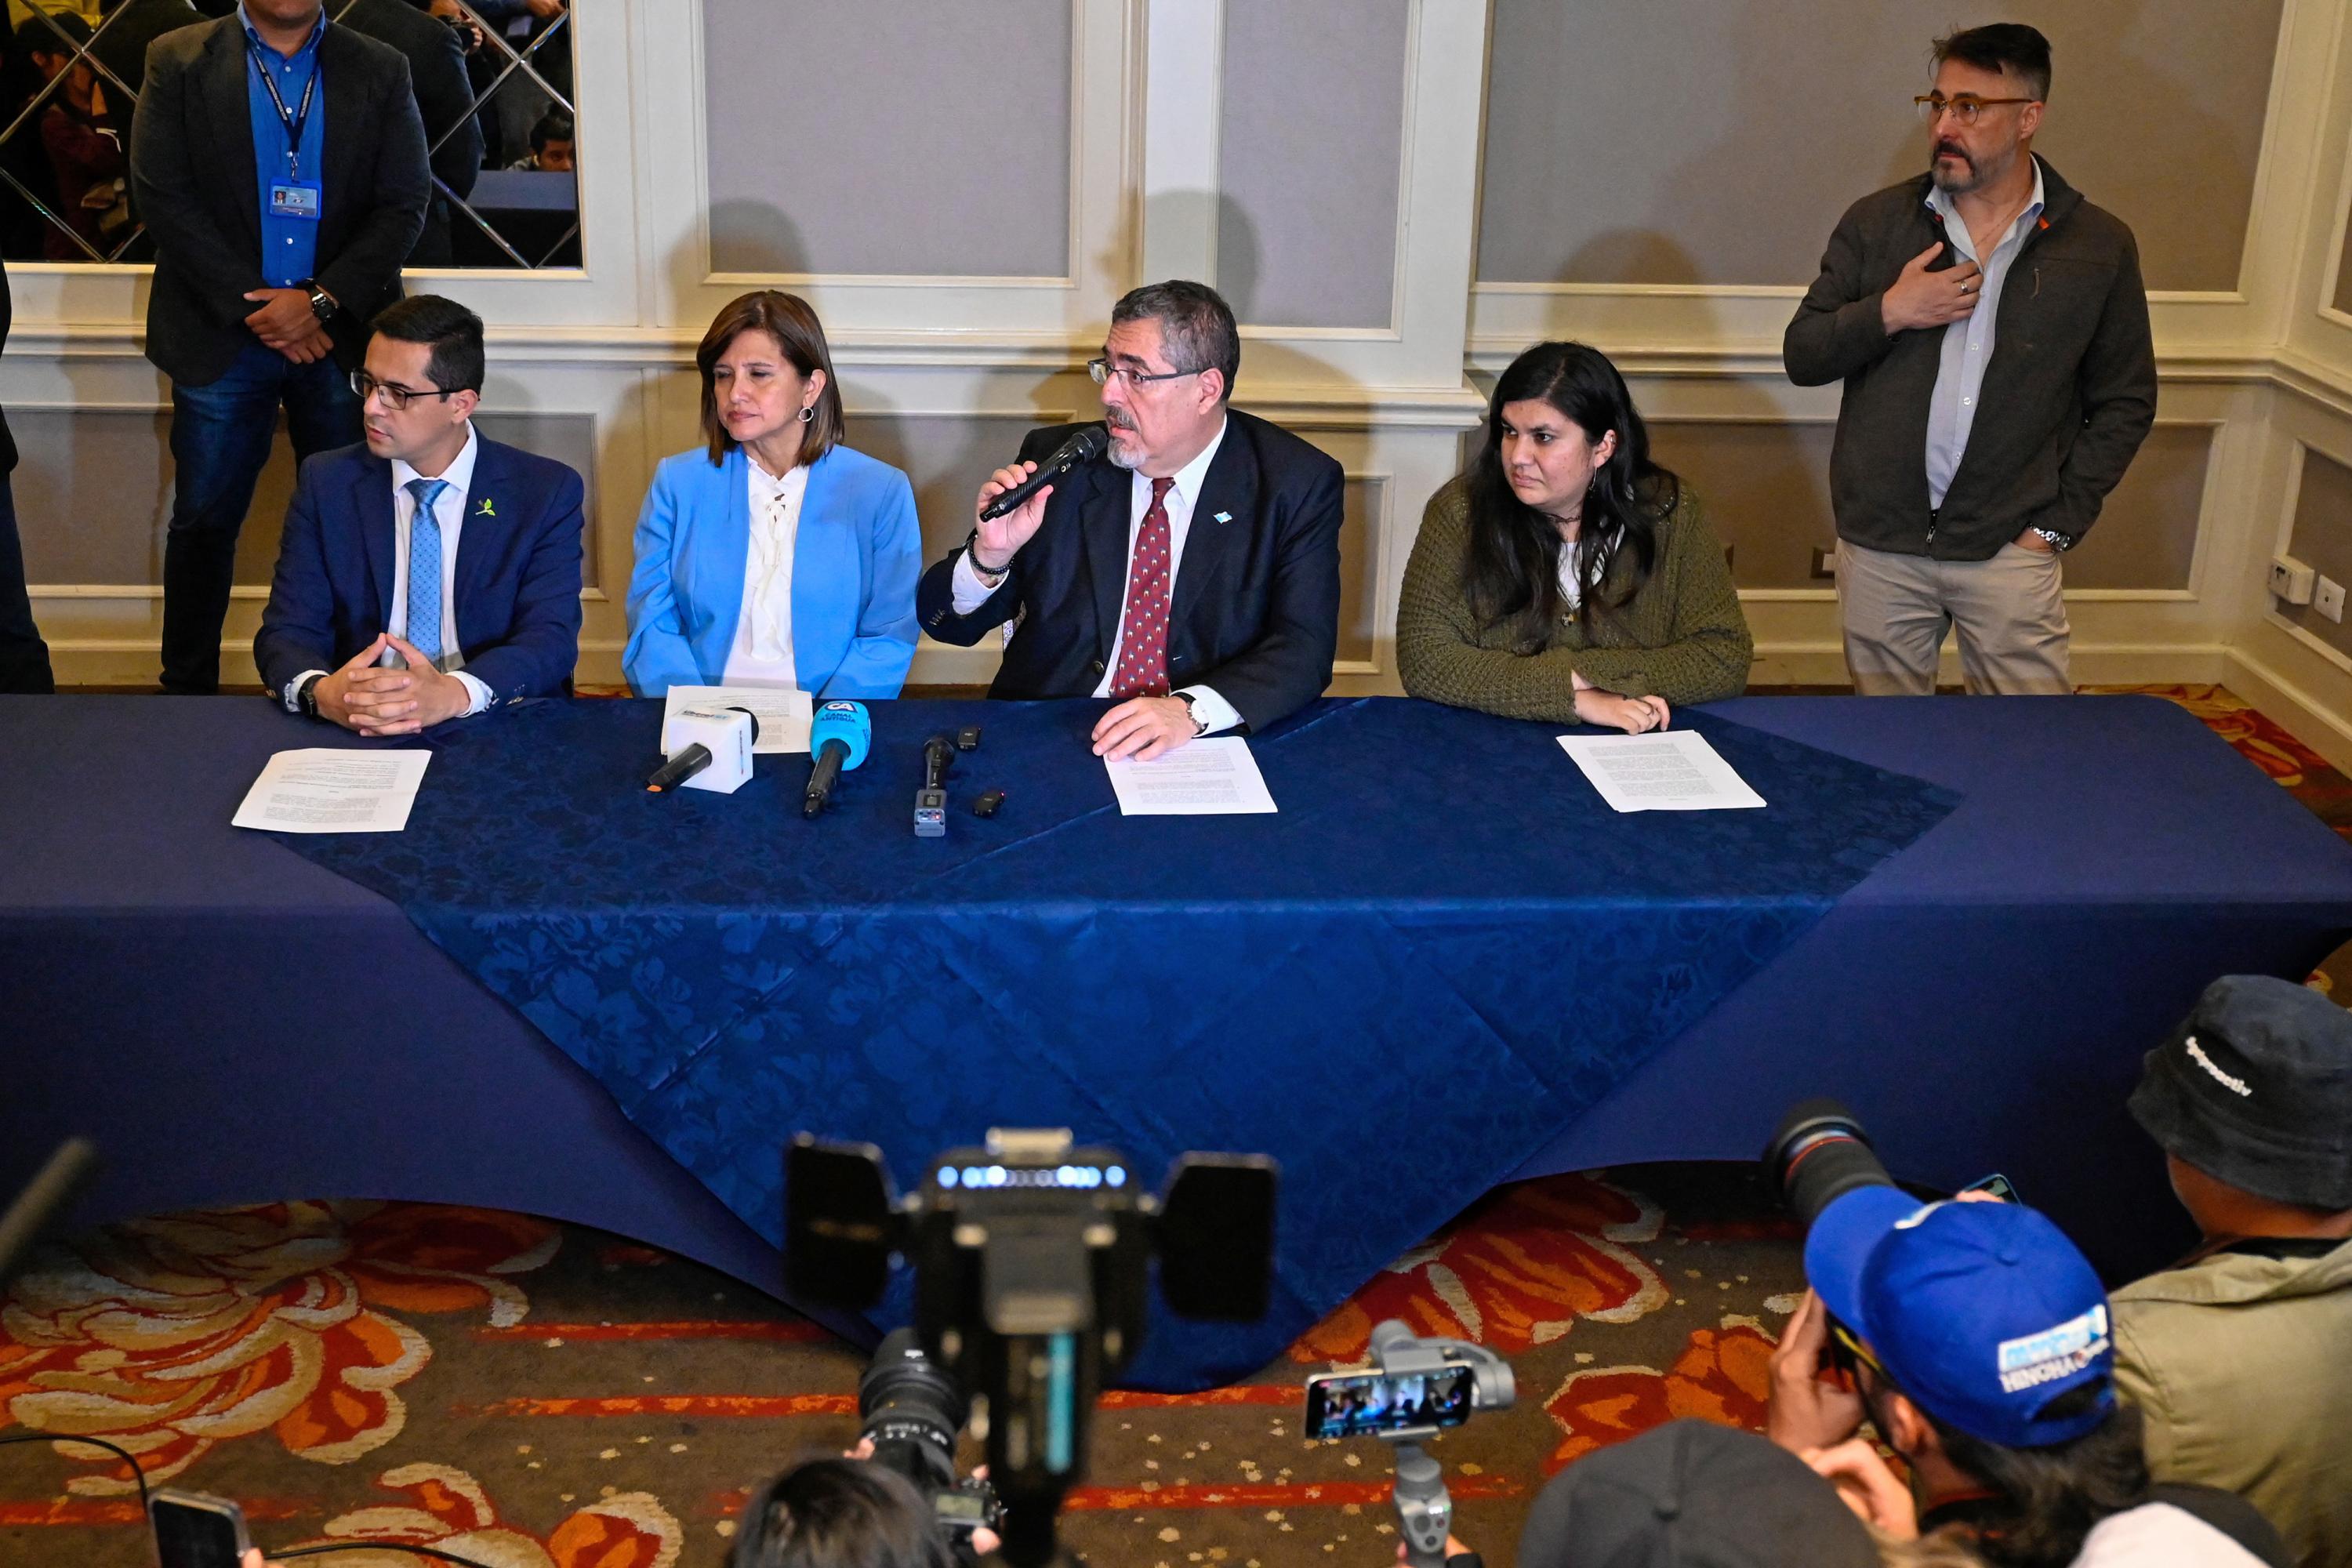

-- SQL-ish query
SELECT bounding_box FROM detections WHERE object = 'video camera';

[1762,1098,1896,1231]
[1304,1320,1514,1568]
[856,1328,1005,1550]
[786,1127,1277,1568]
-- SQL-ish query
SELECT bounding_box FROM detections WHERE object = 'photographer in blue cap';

[1765,1182,2287,1566]
[2110,975,2352,1568]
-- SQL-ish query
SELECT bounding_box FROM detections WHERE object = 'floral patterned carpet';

[5,687,2345,1568]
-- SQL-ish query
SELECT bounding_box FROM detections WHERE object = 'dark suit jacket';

[0,262,14,474]
[336,0,481,267]
[93,0,205,98]
[130,14,429,385]
[915,409,1344,733]
[254,434,586,706]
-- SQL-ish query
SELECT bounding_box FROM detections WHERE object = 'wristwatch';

[302,280,335,321]
[2031,527,2073,553]
[295,672,323,718]
[1175,691,1207,736]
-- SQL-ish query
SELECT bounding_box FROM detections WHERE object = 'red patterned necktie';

[1109,476,1177,699]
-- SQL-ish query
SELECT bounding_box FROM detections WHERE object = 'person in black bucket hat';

[2112,974,2352,1568]
[1515,1421,1879,1568]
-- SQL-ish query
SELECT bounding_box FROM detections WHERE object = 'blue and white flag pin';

[1213,510,1232,524]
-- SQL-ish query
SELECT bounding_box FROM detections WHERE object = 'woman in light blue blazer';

[624,290,920,698]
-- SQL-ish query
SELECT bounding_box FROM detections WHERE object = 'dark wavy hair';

[731,1456,954,1568]
[1461,341,1679,655]
[1871,1377,2149,1568]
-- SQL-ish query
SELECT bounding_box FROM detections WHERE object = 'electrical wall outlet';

[2318,575,2347,624]
[2270,555,2317,604]
[1811,545,1837,580]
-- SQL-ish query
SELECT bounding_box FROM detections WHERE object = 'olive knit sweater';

[1396,478,1753,720]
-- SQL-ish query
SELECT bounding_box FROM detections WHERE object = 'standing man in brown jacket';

[2117,975,2352,1568]
[1785,24,2154,695]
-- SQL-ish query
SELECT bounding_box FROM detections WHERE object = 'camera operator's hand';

[1802,1439,1918,1539]
[1766,1290,1865,1454]
[842,1437,1001,1558]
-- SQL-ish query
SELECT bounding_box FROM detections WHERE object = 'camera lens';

[858,1328,967,1495]
[1763,1098,1895,1231]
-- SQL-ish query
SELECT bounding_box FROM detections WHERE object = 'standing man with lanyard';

[131,0,428,694]
[0,260,53,693]
[1784,25,2154,695]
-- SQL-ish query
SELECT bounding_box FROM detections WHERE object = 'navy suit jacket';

[254,435,586,706]
[914,409,1344,733]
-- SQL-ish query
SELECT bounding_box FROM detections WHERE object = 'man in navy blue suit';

[916,281,1343,760]
[256,294,584,732]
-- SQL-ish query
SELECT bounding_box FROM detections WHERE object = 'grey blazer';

[129,14,429,385]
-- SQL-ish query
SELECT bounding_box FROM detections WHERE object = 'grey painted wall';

[1216,0,1410,328]
[1641,416,2210,590]
[14,411,602,590]
[704,1,1072,278]
[2284,449,2352,659]
[1476,0,2280,292]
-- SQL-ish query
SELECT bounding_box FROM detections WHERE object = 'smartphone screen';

[151,1490,250,1568]
[1303,1366,1474,1439]
[1962,1173,2020,1204]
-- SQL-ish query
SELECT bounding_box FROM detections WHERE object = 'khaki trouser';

[1837,539,2071,696]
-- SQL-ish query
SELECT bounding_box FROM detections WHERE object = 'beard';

[1105,411,1142,470]
[1932,139,2013,195]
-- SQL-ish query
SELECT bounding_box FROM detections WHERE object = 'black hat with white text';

[2131,975,2352,1210]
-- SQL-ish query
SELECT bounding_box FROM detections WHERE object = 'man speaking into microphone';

[916,281,1343,760]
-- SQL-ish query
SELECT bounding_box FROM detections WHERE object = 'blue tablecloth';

[266,695,1955,1386]
[14,693,2351,1392]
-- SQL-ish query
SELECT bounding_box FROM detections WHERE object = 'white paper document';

[1556,729,1766,813]
[1104,737,1278,816]
[662,685,812,754]
[232,749,433,833]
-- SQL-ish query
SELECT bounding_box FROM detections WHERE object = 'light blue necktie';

[405,477,448,666]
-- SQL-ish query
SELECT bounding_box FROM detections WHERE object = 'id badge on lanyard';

[253,40,321,222]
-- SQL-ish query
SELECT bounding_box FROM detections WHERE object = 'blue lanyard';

[247,34,320,182]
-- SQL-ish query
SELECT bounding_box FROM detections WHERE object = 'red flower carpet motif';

[1541,1316,1778,1471]
[1290,1174,1668,1363]
[284,1462,681,1568]
[0,1202,559,1494]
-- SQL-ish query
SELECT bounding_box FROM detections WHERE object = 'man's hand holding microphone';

[967,463,1053,582]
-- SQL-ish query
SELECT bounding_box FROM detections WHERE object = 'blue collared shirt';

[1923,156,2046,510]
[243,2,326,288]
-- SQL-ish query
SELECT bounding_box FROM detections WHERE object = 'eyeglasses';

[1826,1316,1887,1383]
[1087,357,1200,388]
[1915,93,2035,126]
[351,370,466,411]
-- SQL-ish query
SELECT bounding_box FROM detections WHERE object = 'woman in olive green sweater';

[1398,341,1752,731]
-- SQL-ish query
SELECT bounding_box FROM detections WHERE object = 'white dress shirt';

[1556,545,1585,612]
[720,456,808,688]
[950,419,1243,734]
[284,424,492,716]
[1924,156,2047,510]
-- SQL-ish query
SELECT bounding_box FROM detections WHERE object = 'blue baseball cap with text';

[1802,1189,2115,1449]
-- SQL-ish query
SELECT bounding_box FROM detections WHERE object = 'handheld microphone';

[978,425,1109,521]
[647,745,712,793]
[804,700,872,818]
[914,733,956,837]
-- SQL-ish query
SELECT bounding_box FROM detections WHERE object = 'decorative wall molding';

[2,0,2349,757]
